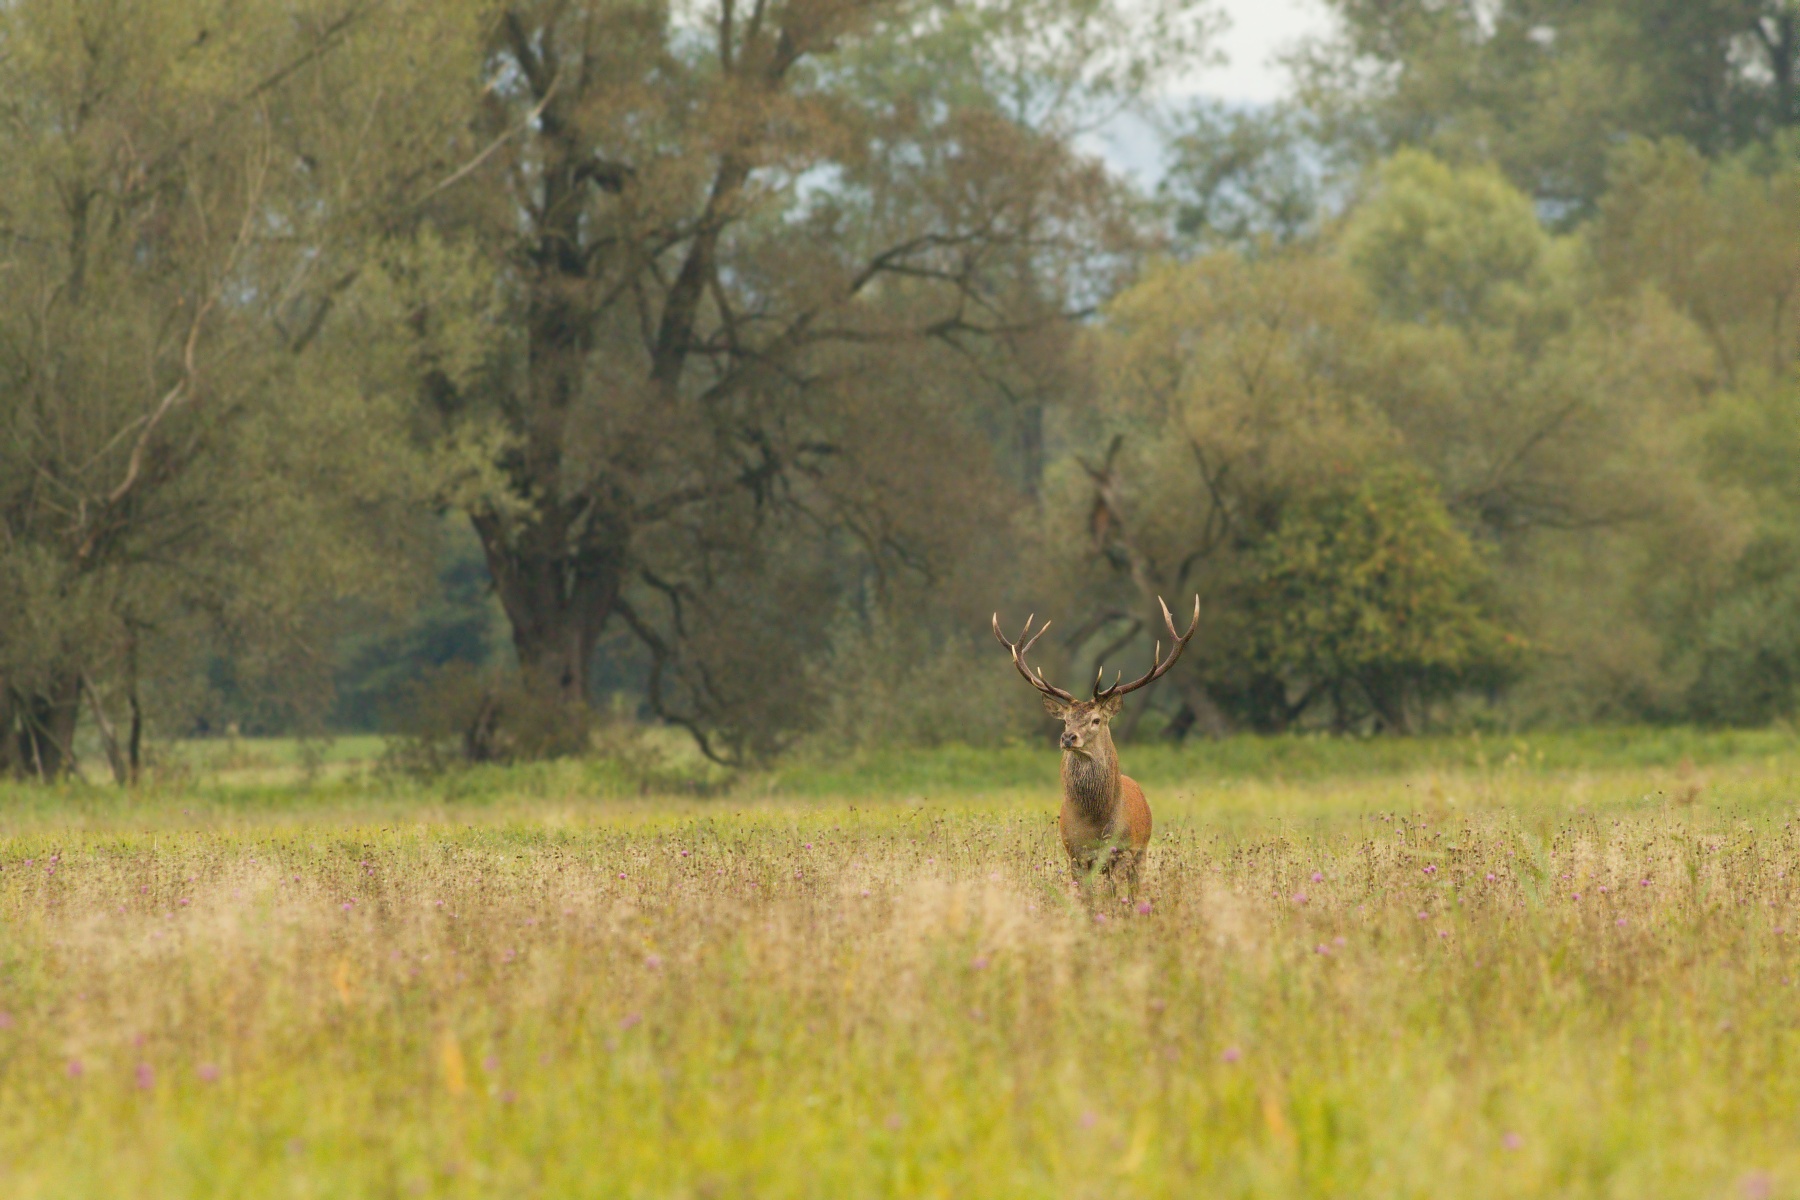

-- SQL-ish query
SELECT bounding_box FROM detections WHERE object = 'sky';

[1087,0,1335,183]
[1197,0,1335,104]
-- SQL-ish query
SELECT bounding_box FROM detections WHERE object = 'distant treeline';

[1,0,1796,779]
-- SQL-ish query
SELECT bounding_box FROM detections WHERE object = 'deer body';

[994,596,1198,888]
[1058,723,1152,879]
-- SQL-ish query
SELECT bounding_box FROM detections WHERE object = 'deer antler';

[992,612,1076,704]
[1093,596,1200,701]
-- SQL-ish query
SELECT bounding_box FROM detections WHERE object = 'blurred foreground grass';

[1,730,1798,1197]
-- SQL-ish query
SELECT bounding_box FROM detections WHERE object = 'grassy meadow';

[2,729,1799,1197]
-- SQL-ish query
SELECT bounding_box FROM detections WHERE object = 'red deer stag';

[993,597,1200,888]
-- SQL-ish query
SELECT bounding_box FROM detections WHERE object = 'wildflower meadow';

[1,732,1797,1197]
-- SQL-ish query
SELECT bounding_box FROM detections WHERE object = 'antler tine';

[993,611,1076,703]
[1093,595,1202,700]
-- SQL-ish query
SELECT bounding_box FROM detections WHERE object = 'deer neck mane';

[1061,731,1120,823]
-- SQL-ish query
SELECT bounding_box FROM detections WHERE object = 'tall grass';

[0,735,1797,1196]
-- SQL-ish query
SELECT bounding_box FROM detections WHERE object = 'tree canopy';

[3,0,1798,776]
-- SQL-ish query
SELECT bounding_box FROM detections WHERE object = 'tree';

[1684,437,1800,721]
[1341,151,1708,540]
[1072,249,1395,734]
[0,0,437,779]
[1243,468,1522,732]
[1591,136,1800,389]
[1298,0,1800,213]
[1069,279,1522,734]
[1067,154,1720,734]
[1159,101,1331,250]
[353,0,1209,760]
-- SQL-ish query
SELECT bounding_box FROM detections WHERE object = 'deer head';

[991,596,1201,755]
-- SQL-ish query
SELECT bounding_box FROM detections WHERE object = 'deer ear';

[1097,693,1124,718]
[1042,695,1071,718]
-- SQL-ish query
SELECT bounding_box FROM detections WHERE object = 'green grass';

[76,723,1800,800]
[1,731,1798,1196]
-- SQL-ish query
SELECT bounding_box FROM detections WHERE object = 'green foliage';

[805,619,1044,753]
[1593,136,1800,386]
[1242,468,1523,730]
[0,0,443,777]
[3,0,1797,769]
[1160,101,1329,248]
[328,523,512,733]
[1684,382,1800,723]
[1302,0,1800,212]
[1343,150,1556,328]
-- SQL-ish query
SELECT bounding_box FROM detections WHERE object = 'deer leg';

[1121,850,1144,899]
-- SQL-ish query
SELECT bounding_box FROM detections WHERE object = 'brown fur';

[1048,696,1151,887]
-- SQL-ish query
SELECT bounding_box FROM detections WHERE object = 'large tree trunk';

[463,76,626,716]
[472,501,628,710]
[15,674,82,779]
[1361,672,1415,735]
[1159,681,1234,742]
